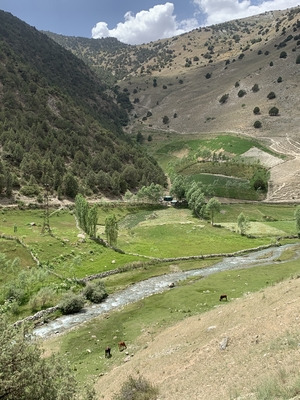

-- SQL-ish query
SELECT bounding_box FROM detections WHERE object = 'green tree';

[267,91,276,99]
[237,212,250,235]
[206,197,221,225]
[269,106,279,116]
[63,173,79,198]
[294,206,300,237]
[75,194,89,233]
[219,93,229,104]
[170,175,186,200]
[87,205,98,237]
[0,317,78,400]
[105,214,118,246]
[137,183,164,202]
[254,120,262,129]
[253,106,260,115]
[75,195,98,237]
[162,115,169,125]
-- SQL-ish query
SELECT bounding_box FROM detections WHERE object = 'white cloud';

[193,0,300,26]
[91,2,198,45]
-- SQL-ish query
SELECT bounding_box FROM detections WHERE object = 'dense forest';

[0,11,166,200]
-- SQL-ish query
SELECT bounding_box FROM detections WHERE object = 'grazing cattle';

[219,294,228,301]
[169,282,175,288]
[105,346,111,358]
[118,341,127,351]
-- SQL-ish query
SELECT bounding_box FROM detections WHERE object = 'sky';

[1,0,299,45]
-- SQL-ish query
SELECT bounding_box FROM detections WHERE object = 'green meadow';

[0,201,299,318]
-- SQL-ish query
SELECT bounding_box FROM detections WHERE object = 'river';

[33,243,300,338]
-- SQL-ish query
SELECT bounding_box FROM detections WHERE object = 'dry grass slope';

[96,277,300,400]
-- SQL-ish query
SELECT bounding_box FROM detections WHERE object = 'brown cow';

[219,294,228,301]
[118,341,127,351]
[105,346,111,358]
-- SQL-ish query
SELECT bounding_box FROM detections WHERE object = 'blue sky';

[1,0,299,44]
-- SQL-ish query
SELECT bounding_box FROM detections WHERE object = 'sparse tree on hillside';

[219,93,229,104]
[162,115,169,125]
[253,106,260,115]
[267,91,276,100]
[254,120,262,129]
[269,106,279,116]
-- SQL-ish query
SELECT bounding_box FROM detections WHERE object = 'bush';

[59,293,84,314]
[269,106,279,116]
[20,185,40,197]
[279,51,287,58]
[219,93,229,104]
[238,89,246,98]
[254,120,262,129]
[277,76,283,83]
[296,54,300,64]
[252,83,259,93]
[113,375,159,400]
[267,91,276,99]
[253,106,260,115]
[162,115,169,125]
[83,281,108,304]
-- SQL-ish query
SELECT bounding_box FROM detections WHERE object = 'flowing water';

[33,244,300,338]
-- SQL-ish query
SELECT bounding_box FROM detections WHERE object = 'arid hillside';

[95,276,300,400]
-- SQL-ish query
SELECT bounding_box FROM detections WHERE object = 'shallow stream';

[34,243,300,338]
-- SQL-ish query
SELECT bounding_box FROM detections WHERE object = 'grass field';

[0,202,298,319]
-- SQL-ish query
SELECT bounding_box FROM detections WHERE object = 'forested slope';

[0,11,166,200]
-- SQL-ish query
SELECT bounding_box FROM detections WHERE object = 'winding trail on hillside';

[33,243,300,339]
[261,134,300,202]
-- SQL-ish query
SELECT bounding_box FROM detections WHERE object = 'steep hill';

[96,276,300,400]
[0,11,166,201]
[45,7,300,202]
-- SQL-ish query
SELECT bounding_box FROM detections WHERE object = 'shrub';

[162,115,169,125]
[296,54,300,64]
[20,185,40,197]
[29,287,56,312]
[205,72,212,79]
[269,106,279,116]
[267,91,276,99]
[219,93,229,104]
[83,281,108,304]
[253,106,260,115]
[238,89,246,98]
[113,375,159,400]
[277,76,283,83]
[279,51,287,58]
[252,83,259,93]
[254,120,262,128]
[59,293,84,314]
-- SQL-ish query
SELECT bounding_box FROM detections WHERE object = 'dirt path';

[242,134,300,203]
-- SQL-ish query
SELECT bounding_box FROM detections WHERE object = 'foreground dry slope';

[96,277,300,399]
